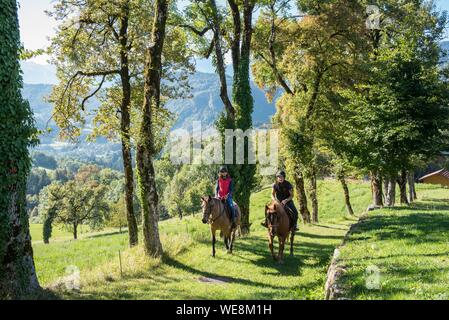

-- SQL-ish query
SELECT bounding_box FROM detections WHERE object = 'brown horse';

[201,196,241,257]
[265,200,295,263]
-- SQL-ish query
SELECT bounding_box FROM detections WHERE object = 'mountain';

[166,72,275,130]
[22,71,276,164]
[20,61,58,85]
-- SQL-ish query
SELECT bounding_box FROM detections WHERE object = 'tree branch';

[178,24,211,36]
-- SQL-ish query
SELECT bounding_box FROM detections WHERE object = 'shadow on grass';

[162,254,287,291]
[86,230,127,239]
[340,198,449,299]
[351,212,449,243]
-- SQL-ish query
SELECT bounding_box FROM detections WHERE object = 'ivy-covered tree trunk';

[210,0,256,234]
[397,169,409,205]
[293,170,311,224]
[338,174,354,215]
[118,2,138,247]
[0,0,40,298]
[231,3,256,234]
[136,0,168,257]
[370,171,383,206]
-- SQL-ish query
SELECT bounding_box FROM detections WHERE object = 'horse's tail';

[235,225,242,238]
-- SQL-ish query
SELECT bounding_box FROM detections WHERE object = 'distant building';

[418,169,449,187]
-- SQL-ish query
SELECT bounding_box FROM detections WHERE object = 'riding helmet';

[276,170,286,178]
[219,166,228,173]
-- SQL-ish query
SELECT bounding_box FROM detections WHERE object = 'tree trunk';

[209,0,234,118]
[338,174,354,215]
[118,3,138,247]
[370,171,383,206]
[294,169,311,223]
[407,170,415,203]
[397,169,409,205]
[210,0,256,234]
[73,223,78,240]
[385,176,396,207]
[382,178,388,204]
[136,0,168,257]
[308,171,319,223]
[0,0,40,298]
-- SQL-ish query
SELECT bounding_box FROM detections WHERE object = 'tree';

[0,0,40,298]
[48,0,191,247]
[40,181,110,240]
[136,0,169,257]
[340,0,449,207]
[184,0,258,233]
[48,0,142,246]
[252,0,366,223]
[161,162,216,219]
[26,168,52,196]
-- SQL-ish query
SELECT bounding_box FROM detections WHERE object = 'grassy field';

[32,179,373,299]
[335,184,449,300]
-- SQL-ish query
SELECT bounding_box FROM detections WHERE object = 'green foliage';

[160,162,215,218]
[339,0,449,175]
[38,165,123,240]
[26,168,51,195]
[48,0,192,143]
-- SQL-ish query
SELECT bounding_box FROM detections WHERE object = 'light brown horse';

[201,196,241,257]
[265,200,295,263]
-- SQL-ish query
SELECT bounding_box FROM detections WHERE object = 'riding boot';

[230,209,237,229]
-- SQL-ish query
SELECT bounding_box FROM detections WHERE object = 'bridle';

[203,198,225,224]
[267,211,280,227]
[266,208,280,236]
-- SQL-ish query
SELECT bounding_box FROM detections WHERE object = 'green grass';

[335,184,449,300]
[33,179,373,299]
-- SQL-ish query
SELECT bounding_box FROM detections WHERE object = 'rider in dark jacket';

[262,170,299,231]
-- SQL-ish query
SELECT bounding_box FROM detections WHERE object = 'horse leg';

[278,236,285,264]
[224,235,229,250]
[290,232,294,257]
[229,231,235,254]
[269,234,276,261]
[212,229,216,258]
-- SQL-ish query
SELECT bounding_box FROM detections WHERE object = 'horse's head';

[201,195,213,224]
[265,203,279,236]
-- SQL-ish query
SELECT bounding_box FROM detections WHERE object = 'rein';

[208,200,226,224]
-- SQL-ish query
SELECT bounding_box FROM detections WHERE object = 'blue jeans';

[226,196,236,221]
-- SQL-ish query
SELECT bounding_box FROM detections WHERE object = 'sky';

[18,0,449,66]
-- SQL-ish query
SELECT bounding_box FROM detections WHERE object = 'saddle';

[283,205,294,229]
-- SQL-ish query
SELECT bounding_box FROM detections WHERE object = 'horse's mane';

[267,201,287,215]
[204,196,224,208]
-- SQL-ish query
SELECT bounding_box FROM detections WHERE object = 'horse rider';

[262,170,299,231]
[215,166,237,229]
